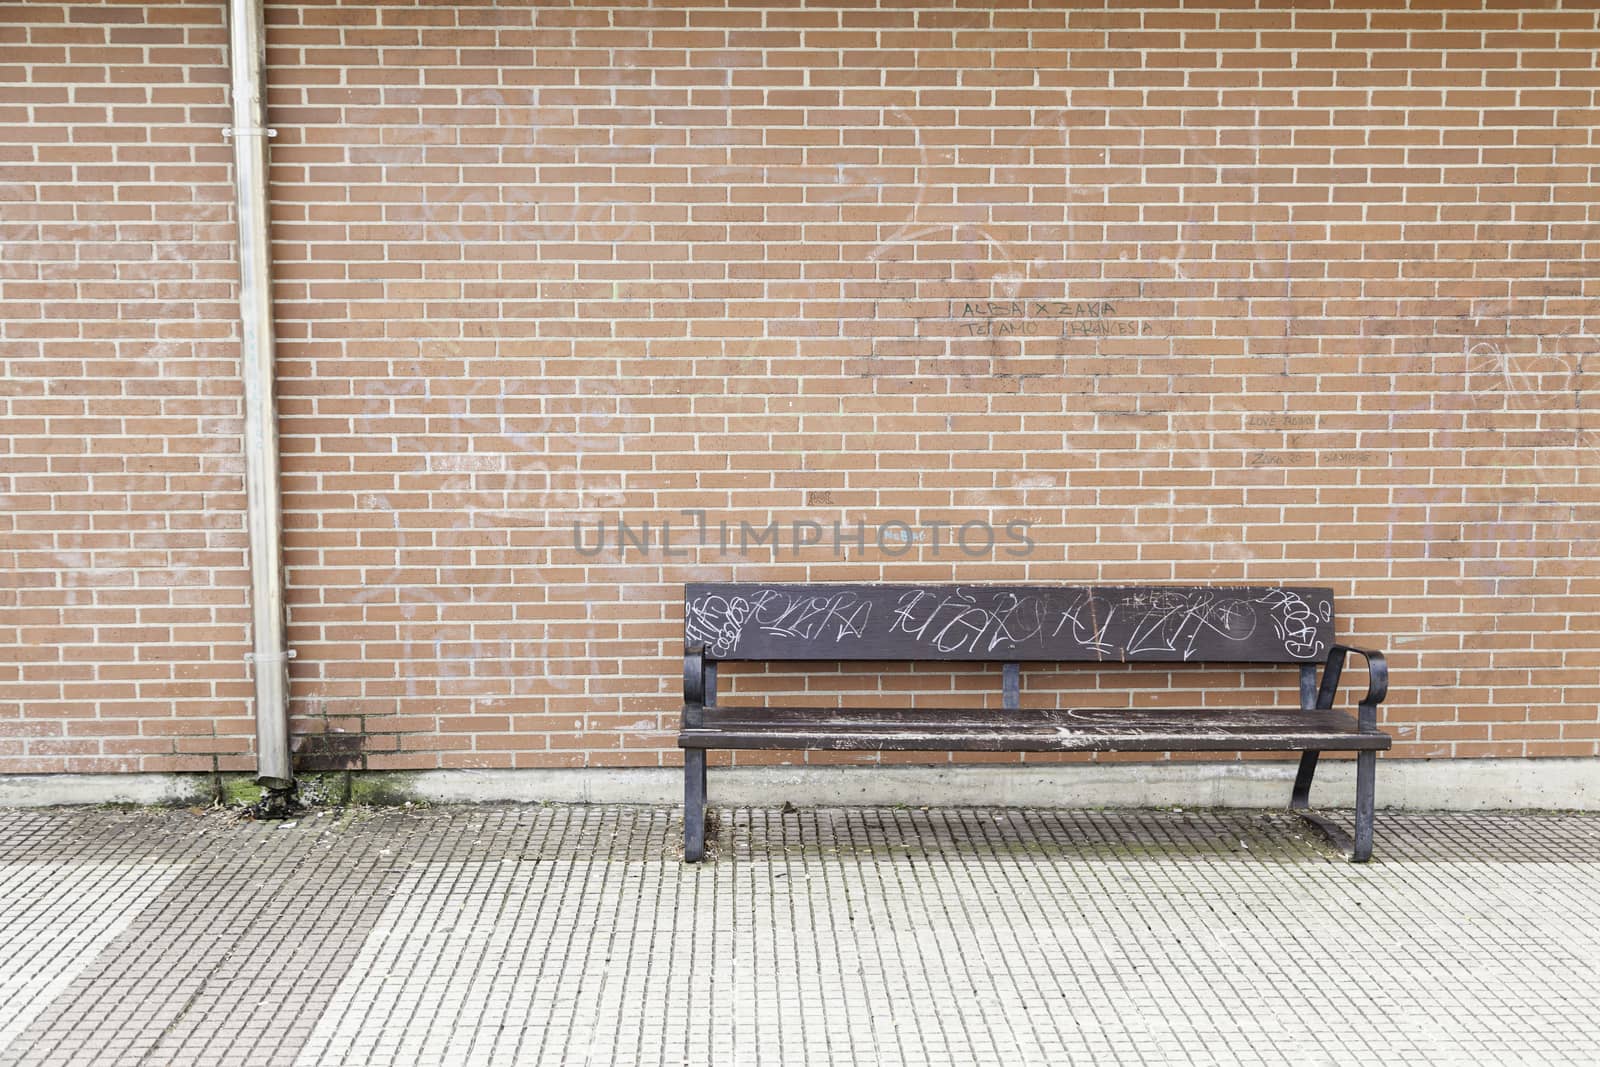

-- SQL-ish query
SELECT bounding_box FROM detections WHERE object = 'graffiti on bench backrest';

[684,584,1334,663]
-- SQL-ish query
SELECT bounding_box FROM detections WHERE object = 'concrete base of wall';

[1,758,1598,811]
[0,772,213,808]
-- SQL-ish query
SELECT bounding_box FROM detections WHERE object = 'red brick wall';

[1,1,254,773]
[4,0,1598,777]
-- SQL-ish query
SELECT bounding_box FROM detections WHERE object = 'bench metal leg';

[1352,749,1376,863]
[684,748,707,863]
[1290,750,1319,809]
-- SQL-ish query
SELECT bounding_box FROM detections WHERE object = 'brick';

[2,0,1597,775]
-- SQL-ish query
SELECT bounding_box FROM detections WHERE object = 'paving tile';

[0,806,1597,1065]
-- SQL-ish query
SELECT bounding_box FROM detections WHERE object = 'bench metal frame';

[679,584,1389,863]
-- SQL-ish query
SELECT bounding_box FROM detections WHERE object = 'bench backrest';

[685,583,1334,664]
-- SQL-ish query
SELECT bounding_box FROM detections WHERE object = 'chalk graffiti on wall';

[288,68,1600,734]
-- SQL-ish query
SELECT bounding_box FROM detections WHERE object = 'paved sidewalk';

[1,804,1598,1066]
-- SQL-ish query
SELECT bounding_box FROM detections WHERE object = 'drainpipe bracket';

[223,127,278,139]
[244,649,297,664]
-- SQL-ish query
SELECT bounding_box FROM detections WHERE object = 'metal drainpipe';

[227,0,294,794]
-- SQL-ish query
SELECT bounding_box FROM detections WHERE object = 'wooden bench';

[679,583,1390,862]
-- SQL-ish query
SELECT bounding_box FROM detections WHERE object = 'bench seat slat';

[679,706,1390,753]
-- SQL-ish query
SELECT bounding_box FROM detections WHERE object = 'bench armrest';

[1315,643,1388,731]
[683,644,705,727]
